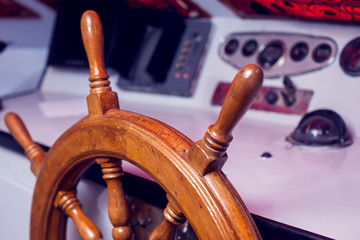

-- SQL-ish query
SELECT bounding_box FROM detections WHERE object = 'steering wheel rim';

[30,109,260,240]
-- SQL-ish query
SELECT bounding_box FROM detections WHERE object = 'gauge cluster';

[218,32,337,78]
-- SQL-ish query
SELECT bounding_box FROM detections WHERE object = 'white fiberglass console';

[1,0,360,239]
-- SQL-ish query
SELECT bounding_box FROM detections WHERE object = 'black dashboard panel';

[47,0,211,96]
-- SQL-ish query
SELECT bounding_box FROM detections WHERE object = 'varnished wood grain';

[150,195,186,240]
[96,158,132,240]
[187,65,263,176]
[54,191,104,240]
[81,10,119,117]
[5,10,264,240]
[80,10,109,85]
[5,112,46,175]
[210,65,263,144]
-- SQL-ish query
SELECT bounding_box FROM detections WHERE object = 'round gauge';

[340,37,360,76]
[290,42,309,61]
[258,41,284,69]
[224,39,239,55]
[312,43,332,63]
[242,39,258,57]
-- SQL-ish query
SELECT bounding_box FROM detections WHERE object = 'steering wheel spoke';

[150,195,186,240]
[54,190,104,240]
[96,158,132,240]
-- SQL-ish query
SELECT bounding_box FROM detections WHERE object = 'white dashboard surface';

[0,0,55,99]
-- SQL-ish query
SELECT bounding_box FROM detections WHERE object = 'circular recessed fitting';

[340,37,360,76]
[265,91,278,105]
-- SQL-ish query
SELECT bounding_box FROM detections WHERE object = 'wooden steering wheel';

[5,10,264,240]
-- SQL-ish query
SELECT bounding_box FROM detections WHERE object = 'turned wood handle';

[81,10,109,82]
[5,112,45,176]
[5,112,35,150]
[55,191,104,240]
[150,195,185,240]
[210,64,263,143]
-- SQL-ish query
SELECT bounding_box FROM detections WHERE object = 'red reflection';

[221,0,360,22]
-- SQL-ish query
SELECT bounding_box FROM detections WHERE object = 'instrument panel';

[218,32,337,78]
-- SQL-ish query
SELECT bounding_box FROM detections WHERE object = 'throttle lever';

[281,75,296,106]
